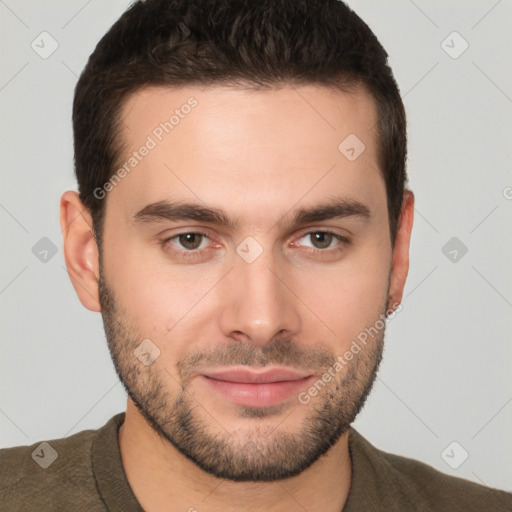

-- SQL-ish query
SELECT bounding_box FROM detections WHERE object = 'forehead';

[109,84,384,224]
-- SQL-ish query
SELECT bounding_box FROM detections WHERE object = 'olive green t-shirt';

[1,412,511,511]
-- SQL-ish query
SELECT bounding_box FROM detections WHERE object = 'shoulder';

[0,422,106,511]
[381,449,512,510]
[348,428,512,511]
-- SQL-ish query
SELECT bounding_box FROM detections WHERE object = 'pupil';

[313,232,331,249]
[180,233,201,249]
[178,233,332,251]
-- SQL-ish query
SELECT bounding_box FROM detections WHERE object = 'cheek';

[102,229,196,339]
[293,239,391,345]
[112,267,213,339]
[104,245,232,362]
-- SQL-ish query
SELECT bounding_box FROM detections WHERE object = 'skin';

[60,84,414,512]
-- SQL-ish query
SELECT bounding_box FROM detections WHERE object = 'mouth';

[198,367,315,408]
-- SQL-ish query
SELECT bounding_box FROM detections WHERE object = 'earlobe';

[60,191,101,312]
[388,189,415,312]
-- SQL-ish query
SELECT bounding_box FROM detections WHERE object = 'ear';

[388,189,414,312]
[60,191,101,312]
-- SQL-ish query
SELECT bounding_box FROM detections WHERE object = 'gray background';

[1,0,511,493]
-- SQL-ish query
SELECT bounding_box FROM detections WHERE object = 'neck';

[119,400,352,512]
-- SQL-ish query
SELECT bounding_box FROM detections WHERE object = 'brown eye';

[309,232,334,249]
[176,233,205,250]
[294,231,349,255]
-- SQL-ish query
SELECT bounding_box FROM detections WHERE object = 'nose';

[218,245,301,348]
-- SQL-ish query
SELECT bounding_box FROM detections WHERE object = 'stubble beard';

[99,273,386,482]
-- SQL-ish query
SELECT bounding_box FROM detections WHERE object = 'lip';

[202,367,312,384]
[198,367,315,407]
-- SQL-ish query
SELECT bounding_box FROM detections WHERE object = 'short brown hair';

[73,0,407,245]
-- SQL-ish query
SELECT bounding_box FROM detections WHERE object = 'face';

[93,84,401,481]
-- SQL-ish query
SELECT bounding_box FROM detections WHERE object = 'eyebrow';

[133,195,371,230]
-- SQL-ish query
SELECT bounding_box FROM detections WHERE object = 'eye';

[298,231,348,251]
[160,229,349,261]
[165,232,210,251]
[301,232,337,250]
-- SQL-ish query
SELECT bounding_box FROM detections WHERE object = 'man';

[1,0,510,510]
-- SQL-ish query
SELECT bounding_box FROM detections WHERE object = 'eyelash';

[161,230,350,259]
[162,231,213,260]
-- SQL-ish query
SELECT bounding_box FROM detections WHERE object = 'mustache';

[177,338,336,383]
